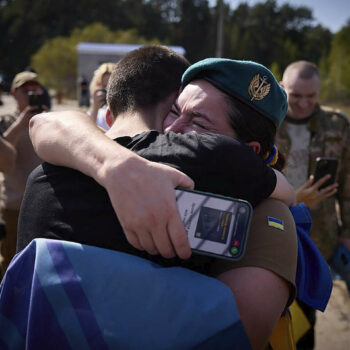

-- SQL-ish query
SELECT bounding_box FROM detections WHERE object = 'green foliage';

[223,0,334,74]
[321,24,350,102]
[270,62,282,82]
[31,23,159,96]
[167,0,216,62]
[31,36,77,95]
[2,0,349,101]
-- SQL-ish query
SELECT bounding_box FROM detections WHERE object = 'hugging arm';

[217,267,290,350]
[29,111,194,259]
[212,199,297,349]
[270,169,296,207]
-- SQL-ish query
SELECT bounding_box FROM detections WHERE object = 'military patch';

[267,216,284,230]
[248,74,271,101]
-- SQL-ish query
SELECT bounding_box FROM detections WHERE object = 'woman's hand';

[296,175,338,209]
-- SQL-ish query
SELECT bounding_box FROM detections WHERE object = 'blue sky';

[211,0,350,33]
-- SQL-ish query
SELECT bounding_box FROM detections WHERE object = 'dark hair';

[107,45,190,116]
[225,94,285,171]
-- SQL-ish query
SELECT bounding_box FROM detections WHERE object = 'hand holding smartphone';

[176,188,252,261]
[28,91,45,113]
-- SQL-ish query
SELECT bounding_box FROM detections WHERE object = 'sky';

[213,0,350,33]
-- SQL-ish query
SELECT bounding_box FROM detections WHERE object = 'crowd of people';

[0,45,349,349]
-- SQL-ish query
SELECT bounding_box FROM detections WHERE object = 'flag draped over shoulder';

[291,204,332,312]
[0,238,251,350]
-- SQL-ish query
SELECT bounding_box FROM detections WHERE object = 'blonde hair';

[89,62,115,95]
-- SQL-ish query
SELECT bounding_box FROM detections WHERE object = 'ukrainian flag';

[268,216,284,230]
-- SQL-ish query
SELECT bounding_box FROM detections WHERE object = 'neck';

[286,105,320,125]
[105,109,162,139]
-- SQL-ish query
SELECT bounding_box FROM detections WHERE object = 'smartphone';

[28,91,45,113]
[313,157,338,190]
[175,188,252,261]
[98,88,107,105]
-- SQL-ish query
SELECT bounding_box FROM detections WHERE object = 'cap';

[11,71,40,91]
[181,58,288,127]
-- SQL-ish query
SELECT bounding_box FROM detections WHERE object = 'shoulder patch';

[267,216,284,230]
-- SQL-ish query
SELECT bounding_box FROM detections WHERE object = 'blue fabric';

[0,239,251,350]
[290,204,333,311]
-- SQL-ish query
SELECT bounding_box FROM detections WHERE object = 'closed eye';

[170,101,181,117]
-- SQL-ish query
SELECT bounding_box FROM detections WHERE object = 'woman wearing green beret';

[25,53,297,349]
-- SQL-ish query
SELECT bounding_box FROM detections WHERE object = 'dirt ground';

[315,280,350,349]
[1,93,350,349]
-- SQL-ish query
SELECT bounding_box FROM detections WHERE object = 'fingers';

[151,225,176,259]
[175,170,195,190]
[123,229,144,250]
[305,175,315,188]
[104,158,194,260]
[93,90,106,108]
[312,174,331,190]
[167,209,191,260]
[319,183,338,199]
[136,230,159,255]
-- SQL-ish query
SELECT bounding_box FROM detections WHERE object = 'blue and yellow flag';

[0,239,251,350]
[268,216,284,230]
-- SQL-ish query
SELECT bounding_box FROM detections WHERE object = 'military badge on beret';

[248,74,271,101]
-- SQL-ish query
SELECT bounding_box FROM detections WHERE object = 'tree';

[31,23,159,97]
[223,0,330,70]
[169,0,216,62]
[322,23,350,101]
[270,61,282,82]
[0,0,164,79]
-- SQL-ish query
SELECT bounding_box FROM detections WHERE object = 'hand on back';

[101,154,194,259]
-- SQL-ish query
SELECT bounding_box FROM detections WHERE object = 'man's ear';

[106,108,115,127]
[247,141,261,155]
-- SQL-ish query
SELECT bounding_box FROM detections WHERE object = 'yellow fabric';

[269,312,296,350]
[289,301,311,342]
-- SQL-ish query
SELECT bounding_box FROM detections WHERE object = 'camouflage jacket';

[0,114,16,216]
[276,105,350,261]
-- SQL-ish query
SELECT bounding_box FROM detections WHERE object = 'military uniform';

[0,112,41,273]
[276,105,350,261]
[0,115,16,275]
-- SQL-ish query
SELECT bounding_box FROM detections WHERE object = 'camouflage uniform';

[0,114,16,275]
[276,105,350,261]
[0,115,15,215]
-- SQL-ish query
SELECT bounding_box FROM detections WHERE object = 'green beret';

[181,58,288,127]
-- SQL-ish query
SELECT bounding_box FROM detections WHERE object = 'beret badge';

[248,74,271,101]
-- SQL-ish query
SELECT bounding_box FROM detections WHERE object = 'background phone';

[175,188,252,261]
[313,157,338,190]
[28,91,44,113]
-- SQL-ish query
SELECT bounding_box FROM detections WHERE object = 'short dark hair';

[225,95,285,171]
[283,60,320,81]
[107,45,190,116]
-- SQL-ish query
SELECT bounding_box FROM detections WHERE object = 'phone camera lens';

[239,207,247,214]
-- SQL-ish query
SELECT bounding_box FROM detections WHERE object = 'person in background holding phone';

[0,129,16,271]
[0,71,47,275]
[25,66,52,110]
[276,60,350,349]
[87,62,115,130]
